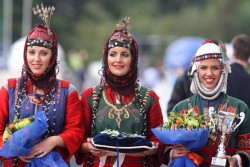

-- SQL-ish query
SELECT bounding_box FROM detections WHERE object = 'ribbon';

[187,152,203,166]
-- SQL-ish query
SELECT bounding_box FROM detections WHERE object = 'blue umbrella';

[164,37,204,71]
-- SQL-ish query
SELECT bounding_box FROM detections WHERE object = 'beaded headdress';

[26,3,55,48]
[189,39,231,100]
[108,17,132,50]
[23,3,58,87]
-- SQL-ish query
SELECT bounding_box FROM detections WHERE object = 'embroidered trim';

[14,79,18,108]
[56,81,61,104]
[103,90,134,109]
[142,88,151,109]
[194,54,222,62]
[102,90,139,128]
[237,133,250,149]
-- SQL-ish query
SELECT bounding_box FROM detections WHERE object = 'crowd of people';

[1,3,250,167]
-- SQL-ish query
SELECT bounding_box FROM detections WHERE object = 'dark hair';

[231,34,250,61]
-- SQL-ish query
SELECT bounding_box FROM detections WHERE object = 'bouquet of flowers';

[151,109,210,167]
[2,115,35,142]
[0,112,47,157]
[0,111,68,167]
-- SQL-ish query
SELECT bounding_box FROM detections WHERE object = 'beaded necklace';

[15,80,57,136]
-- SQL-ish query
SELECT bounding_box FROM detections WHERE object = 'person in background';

[0,4,84,166]
[68,49,89,92]
[163,39,250,167]
[227,34,250,108]
[166,69,192,112]
[75,17,164,167]
[166,37,204,113]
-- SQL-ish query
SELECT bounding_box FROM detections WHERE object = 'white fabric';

[195,43,221,57]
[233,154,242,167]
[99,153,125,167]
[99,156,107,167]
[113,153,125,167]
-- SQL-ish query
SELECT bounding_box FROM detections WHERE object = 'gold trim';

[102,90,134,111]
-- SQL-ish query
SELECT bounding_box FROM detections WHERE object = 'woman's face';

[26,46,52,75]
[198,59,222,89]
[107,46,132,76]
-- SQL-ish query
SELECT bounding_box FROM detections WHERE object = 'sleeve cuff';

[163,147,173,165]
[233,154,242,167]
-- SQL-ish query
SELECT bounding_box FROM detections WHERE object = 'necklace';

[14,78,56,138]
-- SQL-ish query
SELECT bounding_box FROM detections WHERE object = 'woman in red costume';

[0,3,84,166]
[75,17,164,167]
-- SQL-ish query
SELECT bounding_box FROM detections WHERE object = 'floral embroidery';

[97,90,140,129]
[237,133,250,149]
[179,109,187,115]
[218,104,236,113]
[179,106,199,116]
[29,95,44,105]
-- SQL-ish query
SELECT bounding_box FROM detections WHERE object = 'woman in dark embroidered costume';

[75,17,164,167]
[0,3,84,167]
[163,40,250,167]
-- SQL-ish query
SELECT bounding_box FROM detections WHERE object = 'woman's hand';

[221,155,239,167]
[18,136,61,161]
[18,156,32,163]
[85,138,108,157]
[27,136,62,158]
[129,142,158,157]
[171,144,190,158]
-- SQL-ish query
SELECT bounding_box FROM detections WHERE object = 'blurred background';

[0,0,250,120]
[1,1,250,165]
[1,0,250,122]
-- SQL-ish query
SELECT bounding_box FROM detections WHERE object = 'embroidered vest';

[89,85,153,135]
[7,78,69,135]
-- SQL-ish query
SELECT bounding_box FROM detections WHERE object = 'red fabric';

[91,156,148,166]
[237,133,250,150]
[7,78,16,88]
[195,146,235,167]
[75,87,164,167]
[0,86,9,151]
[75,87,93,165]
[0,158,25,167]
[60,80,70,88]
[28,27,54,41]
[58,89,84,162]
[146,90,165,166]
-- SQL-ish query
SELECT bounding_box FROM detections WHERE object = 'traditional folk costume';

[164,40,250,167]
[0,4,84,166]
[75,17,164,167]
[170,93,250,166]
